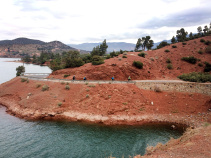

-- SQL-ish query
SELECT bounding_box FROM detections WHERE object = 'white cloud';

[0,0,210,44]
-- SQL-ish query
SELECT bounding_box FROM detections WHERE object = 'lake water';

[0,58,183,158]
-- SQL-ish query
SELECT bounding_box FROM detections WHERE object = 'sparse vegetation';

[133,61,143,69]
[198,63,203,67]
[65,85,70,90]
[165,49,170,52]
[86,94,89,98]
[88,84,95,87]
[42,85,49,91]
[122,55,127,58]
[181,56,198,64]
[178,72,211,82]
[200,39,205,42]
[166,58,171,63]
[61,81,65,85]
[172,45,177,48]
[182,42,187,45]
[36,83,42,88]
[167,64,173,69]
[122,102,128,105]
[204,62,211,72]
[58,102,62,107]
[64,74,70,78]
[205,46,211,54]
[138,52,146,58]
[21,78,28,82]
[198,50,203,54]
[204,40,211,45]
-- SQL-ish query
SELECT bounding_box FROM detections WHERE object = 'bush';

[21,78,28,82]
[36,83,42,88]
[58,102,62,107]
[181,56,197,64]
[61,81,65,85]
[200,39,205,42]
[138,52,146,58]
[167,64,173,69]
[172,45,177,48]
[133,61,143,69]
[205,40,211,45]
[178,72,211,83]
[198,63,203,67]
[198,50,203,54]
[122,55,127,58]
[205,46,211,54]
[182,42,186,45]
[165,49,170,52]
[42,85,49,91]
[204,62,211,72]
[106,55,111,59]
[64,74,70,78]
[166,58,171,63]
[92,55,105,65]
[65,85,70,90]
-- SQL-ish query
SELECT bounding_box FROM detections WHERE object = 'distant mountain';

[0,37,45,45]
[0,38,89,58]
[69,42,136,52]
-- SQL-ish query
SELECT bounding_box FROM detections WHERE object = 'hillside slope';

[50,36,211,80]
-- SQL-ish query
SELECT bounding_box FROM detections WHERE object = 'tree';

[16,66,25,76]
[91,39,108,56]
[171,36,176,44]
[157,41,169,49]
[22,55,31,63]
[197,26,202,36]
[203,25,209,35]
[146,40,154,50]
[176,28,188,42]
[189,32,193,40]
[135,38,142,51]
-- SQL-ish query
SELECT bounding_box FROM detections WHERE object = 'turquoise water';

[0,58,183,158]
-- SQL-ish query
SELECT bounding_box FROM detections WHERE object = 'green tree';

[176,28,188,42]
[157,41,169,49]
[171,36,176,44]
[203,25,209,35]
[99,39,108,56]
[189,32,193,40]
[16,66,25,76]
[197,26,202,36]
[135,38,142,51]
[146,39,154,50]
[22,55,31,63]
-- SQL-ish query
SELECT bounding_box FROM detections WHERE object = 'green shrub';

[166,58,171,63]
[86,94,89,98]
[198,50,203,54]
[182,42,186,45]
[122,55,127,58]
[167,64,173,69]
[36,83,42,88]
[205,46,211,54]
[165,49,170,52]
[42,85,49,91]
[178,72,211,83]
[172,45,177,48]
[204,62,211,72]
[92,55,105,65]
[58,102,62,107]
[205,40,211,45]
[106,55,111,59]
[198,63,203,67]
[200,39,205,42]
[65,85,70,90]
[133,61,143,69]
[64,74,70,78]
[138,52,146,58]
[21,78,28,82]
[61,81,65,85]
[181,56,197,64]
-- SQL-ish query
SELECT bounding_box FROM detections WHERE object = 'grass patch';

[178,72,211,82]
[205,46,211,54]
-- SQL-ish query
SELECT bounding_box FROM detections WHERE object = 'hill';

[50,36,211,80]
[0,38,88,58]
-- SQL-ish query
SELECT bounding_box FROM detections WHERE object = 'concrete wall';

[135,81,211,95]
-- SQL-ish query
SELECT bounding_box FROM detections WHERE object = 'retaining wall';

[135,81,211,95]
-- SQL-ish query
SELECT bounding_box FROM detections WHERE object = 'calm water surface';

[0,58,183,158]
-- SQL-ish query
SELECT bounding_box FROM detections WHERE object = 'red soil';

[49,36,211,81]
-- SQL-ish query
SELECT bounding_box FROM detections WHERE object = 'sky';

[1,0,211,44]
